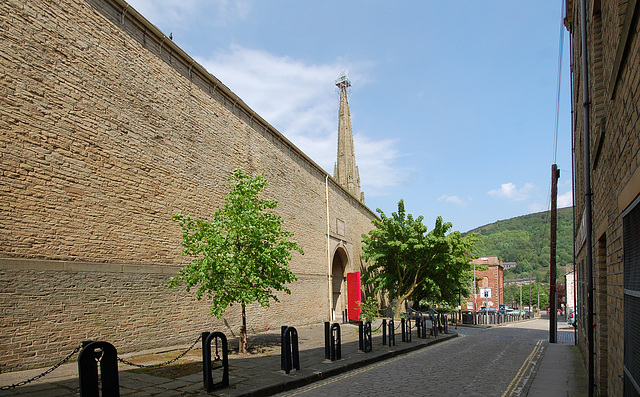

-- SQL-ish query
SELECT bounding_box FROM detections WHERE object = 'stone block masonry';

[0,0,376,371]
[566,0,640,395]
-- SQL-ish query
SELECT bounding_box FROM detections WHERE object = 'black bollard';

[202,332,229,392]
[401,318,406,342]
[359,321,364,351]
[431,312,438,337]
[330,323,341,361]
[422,317,427,339]
[324,322,331,359]
[78,341,120,397]
[388,319,395,347]
[280,325,287,370]
[382,319,387,345]
[363,321,373,353]
[281,326,300,374]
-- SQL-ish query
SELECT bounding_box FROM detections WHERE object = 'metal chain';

[0,344,83,390]
[372,322,383,332]
[117,334,202,368]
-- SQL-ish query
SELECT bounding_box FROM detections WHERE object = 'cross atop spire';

[334,73,364,203]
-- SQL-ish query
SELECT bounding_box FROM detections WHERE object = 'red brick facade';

[464,257,504,311]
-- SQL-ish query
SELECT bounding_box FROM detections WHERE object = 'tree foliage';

[361,200,478,315]
[357,296,379,323]
[169,169,303,352]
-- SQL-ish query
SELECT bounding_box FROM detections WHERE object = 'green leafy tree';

[357,295,379,323]
[170,169,303,353]
[362,200,478,316]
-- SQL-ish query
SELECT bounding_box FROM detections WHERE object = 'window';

[623,195,640,396]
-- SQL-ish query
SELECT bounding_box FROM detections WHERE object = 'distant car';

[568,311,577,327]
[499,306,513,315]
[476,307,497,315]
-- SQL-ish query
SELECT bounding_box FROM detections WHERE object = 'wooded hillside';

[466,207,573,283]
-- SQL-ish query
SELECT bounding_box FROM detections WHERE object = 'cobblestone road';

[275,320,550,397]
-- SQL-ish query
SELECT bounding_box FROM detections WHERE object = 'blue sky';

[127,0,573,233]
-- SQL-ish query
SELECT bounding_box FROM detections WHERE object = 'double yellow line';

[502,339,546,397]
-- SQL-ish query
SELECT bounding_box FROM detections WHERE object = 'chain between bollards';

[0,344,83,390]
[117,334,203,368]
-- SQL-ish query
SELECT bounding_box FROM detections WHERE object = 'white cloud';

[558,190,573,208]
[528,190,572,213]
[355,134,406,196]
[127,0,250,27]
[438,194,467,206]
[196,45,402,195]
[488,182,535,201]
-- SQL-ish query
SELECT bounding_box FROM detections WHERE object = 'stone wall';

[0,0,376,371]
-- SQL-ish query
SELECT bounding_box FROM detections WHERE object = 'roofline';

[102,0,377,219]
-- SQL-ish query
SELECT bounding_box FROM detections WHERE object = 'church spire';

[334,74,364,203]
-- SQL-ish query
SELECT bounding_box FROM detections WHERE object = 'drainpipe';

[326,175,332,320]
[579,0,595,394]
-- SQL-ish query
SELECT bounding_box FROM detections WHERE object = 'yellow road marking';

[501,339,545,397]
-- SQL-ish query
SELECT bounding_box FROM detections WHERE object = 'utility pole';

[520,283,523,311]
[550,164,560,343]
[529,272,532,317]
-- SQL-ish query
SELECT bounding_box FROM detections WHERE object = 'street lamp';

[473,263,477,325]
[451,288,461,329]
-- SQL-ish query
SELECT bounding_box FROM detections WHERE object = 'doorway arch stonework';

[331,245,351,321]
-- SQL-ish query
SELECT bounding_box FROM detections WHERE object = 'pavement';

[526,322,588,397]
[0,317,588,396]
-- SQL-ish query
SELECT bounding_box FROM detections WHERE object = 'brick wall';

[567,0,640,395]
[465,257,504,310]
[0,0,376,371]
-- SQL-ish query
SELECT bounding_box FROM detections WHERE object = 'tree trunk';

[394,299,405,319]
[240,303,248,354]
[395,284,417,318]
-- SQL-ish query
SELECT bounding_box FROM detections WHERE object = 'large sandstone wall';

[0,0,376,371]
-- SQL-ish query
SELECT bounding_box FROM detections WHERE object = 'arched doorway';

[331,247,348,321]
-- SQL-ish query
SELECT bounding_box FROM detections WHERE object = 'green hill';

[466,207,574,283]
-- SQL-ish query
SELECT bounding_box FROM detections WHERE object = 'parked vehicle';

[499,305,514,315]
[568,311,577,327]
[476,307,497,315]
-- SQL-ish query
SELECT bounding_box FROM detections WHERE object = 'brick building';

[0,0,374,371]
[565,0,640,395]
[464,256,504,311]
